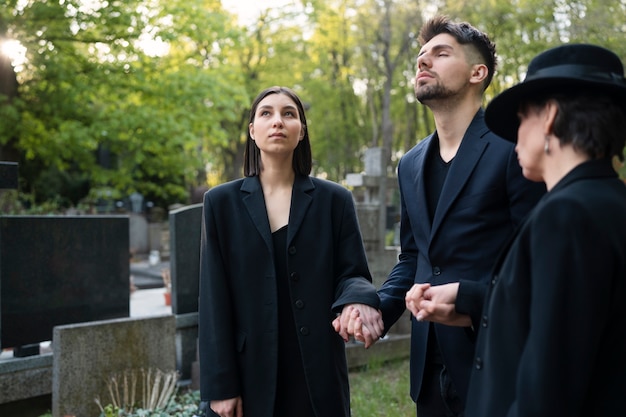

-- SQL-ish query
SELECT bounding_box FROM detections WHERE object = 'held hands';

[405,282,472,327]
[332,304,384,349]
[210,396,243,417]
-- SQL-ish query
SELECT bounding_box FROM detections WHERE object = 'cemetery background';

[0,152,410,417]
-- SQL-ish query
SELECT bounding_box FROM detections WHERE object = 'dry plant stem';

[156,371,178,408]
[96,367,180,412]
[148,371,162,409]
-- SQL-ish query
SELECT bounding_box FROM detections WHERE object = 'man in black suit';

[336,16,544,417]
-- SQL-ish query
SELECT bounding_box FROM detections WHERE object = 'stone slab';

[52,315,176,417]
[0,353,52,403]
[169,203,202,315]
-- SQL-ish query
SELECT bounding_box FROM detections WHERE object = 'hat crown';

[485,43,626,143]
[525,44,625,84]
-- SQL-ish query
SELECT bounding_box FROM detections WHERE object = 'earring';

[544,136,551,155]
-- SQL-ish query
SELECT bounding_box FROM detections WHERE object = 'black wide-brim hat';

[485,43,626,142]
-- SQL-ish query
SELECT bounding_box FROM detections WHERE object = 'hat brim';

[485,77,626,142]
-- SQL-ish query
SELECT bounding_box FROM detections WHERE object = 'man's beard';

[415,83,455,104]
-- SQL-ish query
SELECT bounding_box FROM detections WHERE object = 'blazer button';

[299,326,310,336]
[481,315,488,328]
[295,299,304,309]
[288,246,297,255]
[475,357,483,370]
[432,266,441,276]
[290,272,299,281]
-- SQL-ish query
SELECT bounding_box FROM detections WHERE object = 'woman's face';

[249,93,304,158]
[515,104,549,182]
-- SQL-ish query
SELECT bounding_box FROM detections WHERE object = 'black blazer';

[198,174,379,417]
[465,159,626,417]
[378,109,545,404]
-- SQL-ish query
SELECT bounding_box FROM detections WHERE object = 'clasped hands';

[333,282,470,347]
[332,303,383,348]
[405,282,471,327]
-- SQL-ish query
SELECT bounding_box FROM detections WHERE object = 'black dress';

[272,225,316,417]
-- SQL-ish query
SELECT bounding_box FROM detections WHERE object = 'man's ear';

[469,63,488,86]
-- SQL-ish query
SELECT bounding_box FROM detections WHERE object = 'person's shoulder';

[401,133,433,161]
[309,176,349,194]
[480,129,516,153]
[205,178,246,198]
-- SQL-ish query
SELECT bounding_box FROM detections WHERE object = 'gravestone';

[52,315,176,417]
[0,215,130,350]
[169,203,202,315]
[168,203,202,381]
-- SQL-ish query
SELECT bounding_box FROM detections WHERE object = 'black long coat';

[198,174,379,417]
[465,159,626,417]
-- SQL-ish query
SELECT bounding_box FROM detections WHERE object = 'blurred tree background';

[0,0,625,213]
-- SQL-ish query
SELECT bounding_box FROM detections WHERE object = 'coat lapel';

[288,175,314,245]
[412,134,435,239]
[431,110,489,239]
[241,176,274,255]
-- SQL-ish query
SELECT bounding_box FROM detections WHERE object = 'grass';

[349,357,413,416]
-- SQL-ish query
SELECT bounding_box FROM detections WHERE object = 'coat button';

[481,315,488,328]
[288,246,297,255]
[295,299,304,309]
[432,266,441,276]
[491,274,498,285]
[290,272,299,281]
[299,326,310,336]
[475,357,483,370]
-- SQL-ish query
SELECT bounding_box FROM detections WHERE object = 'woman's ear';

[543,100,559,136]
[249,123,255,140]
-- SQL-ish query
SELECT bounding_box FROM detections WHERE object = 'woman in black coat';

[198,86,382,417]
[405,44,626,416]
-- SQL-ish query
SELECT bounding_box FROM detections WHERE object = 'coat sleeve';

[456,279,487,334]
[198,191,240,402]
[377,160,419,333]
[330,190,380,312]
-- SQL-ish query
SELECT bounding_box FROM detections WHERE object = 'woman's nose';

[272,115,284,126]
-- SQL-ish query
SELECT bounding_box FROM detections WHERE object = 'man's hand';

[332,304,383,348]
[405,282,471,327]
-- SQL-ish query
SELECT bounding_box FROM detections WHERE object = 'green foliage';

[2,0,625,212]
[95,390,200,417]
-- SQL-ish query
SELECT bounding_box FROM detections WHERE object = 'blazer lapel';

[431,110,489,239]
[287,175,314,245]
[412,134,435,238]
[241,176,274,254]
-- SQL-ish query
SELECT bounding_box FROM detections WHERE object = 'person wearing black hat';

[336,15,545,417]
[405,43,626,416]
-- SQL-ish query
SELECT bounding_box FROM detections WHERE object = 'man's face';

[414,33,473,104]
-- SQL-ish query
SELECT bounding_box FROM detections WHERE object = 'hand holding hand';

[405,282,471,327]
[333,304,383,348]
